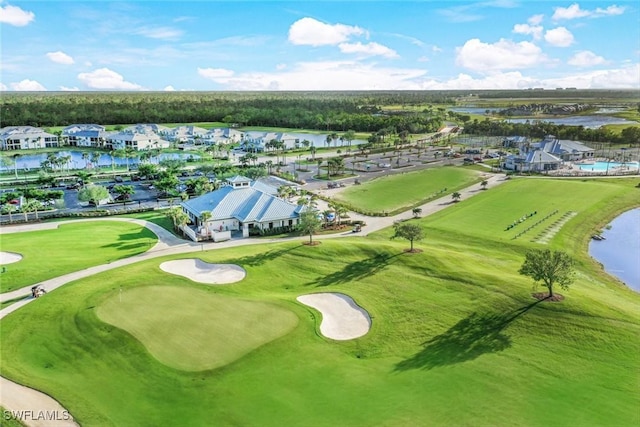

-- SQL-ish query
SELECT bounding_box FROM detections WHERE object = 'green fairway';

[417,178,635,244]
[1,178,639,426]
[334,166,479,214]
[97,285,298,371]
[0,221,156,293]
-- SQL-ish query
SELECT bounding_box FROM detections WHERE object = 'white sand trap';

[297,293,371,340]
[0,251,22,265]
[160,259,246,284]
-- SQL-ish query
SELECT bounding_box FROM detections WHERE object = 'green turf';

[1,178,638,427]
[0,407,26,427]
[96,285,298,371]
[0,221,156,293]
[334,166,479,213]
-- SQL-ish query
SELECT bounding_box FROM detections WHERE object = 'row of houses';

[502,135,595,172]
[1,124,310,152]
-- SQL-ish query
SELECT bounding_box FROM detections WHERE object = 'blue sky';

[1,1,639,91]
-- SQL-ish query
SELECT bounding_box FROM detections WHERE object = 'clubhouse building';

[180,176,303,241]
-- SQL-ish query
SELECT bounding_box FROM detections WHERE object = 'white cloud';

[0,3,35,26]
[197,68,235,80]
[528,14,544,25]
[10,79,46,91]
[196,61,426,90]
[543,64,640,88]
[417,56,429,62]
[60,86,80,91]
[432,45,443,53]
[288,17,366,46]
[552,3,625,20]
[0,82,7,91]
[134,26,183,40]
[567,50,607,67]
[163,85,176,91]
[276,63,287,70]
[77,68,143,90]
[338,42,398,58]
[419,72,537,90]
[513,23,543,40]
[544,27,574,47]
[46,51,75,65]
[456,38,547,72]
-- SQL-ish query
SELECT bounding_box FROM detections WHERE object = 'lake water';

[449,107,633,128]
[589,208,640,291]
[504,115,633,129]
[0,151,199,172]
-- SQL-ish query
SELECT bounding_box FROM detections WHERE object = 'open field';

[333,167,480,213]
[1,177,639,426]
[0,221,156,293]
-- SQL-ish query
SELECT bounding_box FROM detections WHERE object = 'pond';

[0,151,200,172]
[242,131,366,149]
[589,208,640,292]
[504,115,633,129]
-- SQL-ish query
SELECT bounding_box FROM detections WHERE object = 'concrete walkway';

[0,171,508,427]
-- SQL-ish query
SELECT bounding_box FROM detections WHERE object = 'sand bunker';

[297,292,371,340]
[159,259,246,284]
[0,251,22,265]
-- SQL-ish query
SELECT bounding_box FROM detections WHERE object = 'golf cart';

[31,285,46,298]
[352,224,362,233]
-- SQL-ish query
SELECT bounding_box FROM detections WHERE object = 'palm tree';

[12,153,21,179]
[480,180,489,190]
[412,207,422,218]
[82,152,90,168]
[91,152,101,169]
[451,192,462,202]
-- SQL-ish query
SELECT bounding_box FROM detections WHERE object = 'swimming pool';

[577,161,639,172]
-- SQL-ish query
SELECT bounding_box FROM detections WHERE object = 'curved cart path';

[0,173,507,426]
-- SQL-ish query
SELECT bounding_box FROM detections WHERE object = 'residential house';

[62,124,110,148]
[123,123,172,136]
[167,125,209,144]
[204,128,244,145]
[106,131,165,151]
[181,175,303,240]
[0,126,59,150]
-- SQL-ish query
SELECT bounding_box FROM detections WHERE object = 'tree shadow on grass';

[306,252,401,287]
[100,231,156,252]
[229,245,300,268]
[395,300,542,371]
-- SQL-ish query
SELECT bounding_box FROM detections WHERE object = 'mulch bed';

[303,241,322,246]
[403,248,424,254]
[532,292,565,302]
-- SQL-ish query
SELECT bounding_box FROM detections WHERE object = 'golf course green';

[0,221,157,293]
[0,176,639,426]
[97,286,299,371]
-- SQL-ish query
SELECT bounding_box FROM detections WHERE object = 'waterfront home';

[0,126,59,151]
[168,125,209,143]
[106,131,167,151]
[62,124,111,148]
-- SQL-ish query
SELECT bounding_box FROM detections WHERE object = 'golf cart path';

[0,173,507,426]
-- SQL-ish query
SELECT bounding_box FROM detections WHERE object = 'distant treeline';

[0,92,457,132]
[463,118,640,146]
[1,91,639,146]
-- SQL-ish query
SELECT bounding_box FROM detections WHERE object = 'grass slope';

[0,221,156,293]
[1,178,638,426]
[96,286,298,371]
[334,167,479,213]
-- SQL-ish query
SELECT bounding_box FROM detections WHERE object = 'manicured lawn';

[0,221,156,293]
[121,211,176,234]
[97,286,298,371]
[334,166,479,213]
[1,178,639,426]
